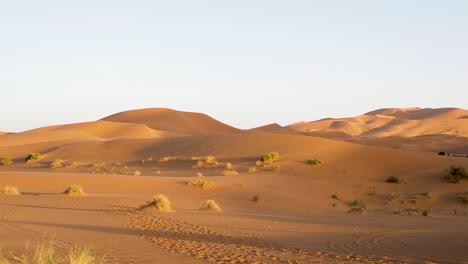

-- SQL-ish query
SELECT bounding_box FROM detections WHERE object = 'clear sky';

[1,1,467,132]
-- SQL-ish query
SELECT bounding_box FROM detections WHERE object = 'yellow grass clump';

[141,194,172,211]
[63,184,85,196]
[222,170,239,176]
[0,240,106,264]
[200,199,222,211]
[2,186,20,195]
[188,178,210,188]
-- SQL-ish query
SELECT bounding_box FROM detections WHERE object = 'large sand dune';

[1,107,468,263]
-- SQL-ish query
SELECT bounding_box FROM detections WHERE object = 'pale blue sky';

[1,1,467,132]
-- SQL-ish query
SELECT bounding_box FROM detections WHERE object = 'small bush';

[222,170,239,176]
[200,199,221,211]
[271,164,280,172]
[248,167,257,173]
[142,194,172,211]
[307,159,322,166]
[386,176,403,184]
[261,152,279,164]
[225,162,233,170]
[2,186,20,195]
[351,199,366,209]
[188,178,209,188]
[252,195,260,202]
[63,184,85,196]
[331,194,339,200]
[1,158,12,166]
[25,153,41,161]
[444,165,468,183]
[51,159,65,169]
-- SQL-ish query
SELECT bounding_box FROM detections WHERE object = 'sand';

[1,107,468,263]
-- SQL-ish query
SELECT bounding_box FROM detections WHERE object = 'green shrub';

[271,164,280,172]
[307,159,322,165]
[1,158,12,166]
[444,165,468,183]
[25,153,41,161]
[386,176,403,184]
[261,152,279,164]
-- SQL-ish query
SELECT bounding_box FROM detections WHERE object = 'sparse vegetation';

[248,167,257,173]
[25,153,41,162]
[386,176,404,184]
[1,158,12,166]
[444,165,468,183]
[2,186,20,195]
[271,164,280,172]
[225,162,233,170]
[63,184,85,196]
[252,195,260,202]
[51,159,65,169]
[0,240,106,264]
[307,159,322,166]
[261,152,279,164]
[200,199,221,211]
[222,170,239,176]
[141,194,172,211]
[351,199,366,209]
[188,178,209,188]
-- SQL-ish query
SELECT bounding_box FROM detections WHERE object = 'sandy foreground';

[1,108,468,263]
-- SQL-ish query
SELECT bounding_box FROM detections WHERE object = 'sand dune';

[101,108,243,134]
[1,107,468,263]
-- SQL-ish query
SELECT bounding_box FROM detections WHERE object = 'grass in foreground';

[0,240,106,264]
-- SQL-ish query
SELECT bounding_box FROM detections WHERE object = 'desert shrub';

[25,153,41,161]
[331,194,339,200]
[51,159,65,169]
[188,178,209,188]
[248,167,257,173]
[307,159,322,165]
[200,199,221,211]
[261,152,279,164]
[222,170,239,176]
[444,165,468,183]
[225,162,233,170]
[63,184,85,196]
[142,194,172,211]
[351,199,366,209]
[1,158,12,166]
[252,195,260,202]
[255,160,263,167]
[271,164,280,172]
[2,186,20,195]
[205,156,218,165]
[386,176,403,184]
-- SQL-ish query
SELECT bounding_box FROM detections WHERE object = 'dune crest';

[101,108,243,134]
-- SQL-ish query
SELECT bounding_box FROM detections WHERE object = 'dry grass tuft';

[200,199,222,211]
[2,186,20,195]
[141,194,172,211]
[188,178,209,188]
[63,184,85,196]
[222,170,239,176]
